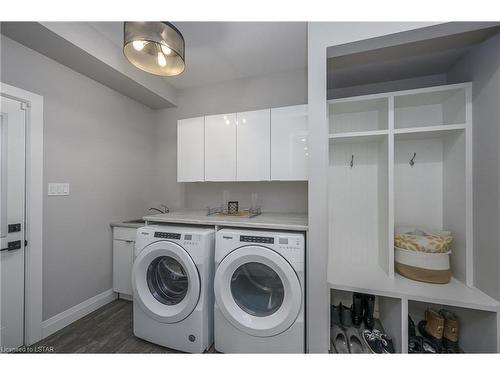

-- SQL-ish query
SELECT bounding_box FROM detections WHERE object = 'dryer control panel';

[277,236,302,252]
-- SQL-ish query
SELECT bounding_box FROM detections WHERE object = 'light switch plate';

[48,183,70,196]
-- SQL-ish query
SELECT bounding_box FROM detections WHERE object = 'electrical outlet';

[48,183,70,196]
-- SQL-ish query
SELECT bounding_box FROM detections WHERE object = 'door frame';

[1,82,43,346]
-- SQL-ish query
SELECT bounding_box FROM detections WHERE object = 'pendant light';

[123,22,185,76]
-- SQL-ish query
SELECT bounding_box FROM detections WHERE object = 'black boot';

[408,315,416,337]
[351,293,364,326]
[363,294,375,330]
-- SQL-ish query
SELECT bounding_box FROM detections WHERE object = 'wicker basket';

[394,228,453,284]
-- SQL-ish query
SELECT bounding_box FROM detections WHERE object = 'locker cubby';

[407,300,498,353]
[330,289,403,353]
[328,134,390,275]
[394,86,467,129]
[394,128,468,284]
[329,97,388,134]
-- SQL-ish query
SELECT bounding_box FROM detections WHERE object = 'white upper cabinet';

[236,109,271,181]
[271,104,308,181]
[177,117,205,182]
[204,113,237,181]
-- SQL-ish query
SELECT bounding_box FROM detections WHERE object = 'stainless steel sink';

[123,219,146,224]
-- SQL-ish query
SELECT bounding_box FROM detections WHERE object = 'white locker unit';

[236,109,271,181]
[271,105,308,181]
[177,117,205,182]
[204,113,237,181]
[327,83,500,354]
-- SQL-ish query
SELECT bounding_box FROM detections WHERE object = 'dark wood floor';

[26,299,203,354]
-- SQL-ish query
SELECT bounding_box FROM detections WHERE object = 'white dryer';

[214,228,305,353]
[133,225,215,353]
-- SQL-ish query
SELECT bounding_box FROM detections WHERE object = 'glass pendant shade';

[123,22,185,76]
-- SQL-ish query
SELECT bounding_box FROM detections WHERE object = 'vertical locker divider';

[387,96,395,278]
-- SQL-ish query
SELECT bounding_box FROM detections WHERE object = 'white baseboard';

[41,289,117,339]
[118,293,133,301]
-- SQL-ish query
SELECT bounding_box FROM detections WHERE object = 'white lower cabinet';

[237,109,271,181]
[112,227,136,297]
[271,105,308,181]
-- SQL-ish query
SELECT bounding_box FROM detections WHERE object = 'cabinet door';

[205,113,237,181]
[177,117,205,182]
[237,109,271,181]
[271,105,308,181]
[113,239,134,296]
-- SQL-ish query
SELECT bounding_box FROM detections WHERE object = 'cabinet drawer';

[113,227,138,241]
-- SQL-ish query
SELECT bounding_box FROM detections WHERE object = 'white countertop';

[110,220,145,229]
[142,210,308,231]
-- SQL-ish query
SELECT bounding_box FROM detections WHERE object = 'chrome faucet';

[148,204,170,214]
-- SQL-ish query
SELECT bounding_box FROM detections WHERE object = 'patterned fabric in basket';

[394,228,452,254]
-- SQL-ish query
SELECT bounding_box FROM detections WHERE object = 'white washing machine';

[214,228,305,353]
[132,225,215,353]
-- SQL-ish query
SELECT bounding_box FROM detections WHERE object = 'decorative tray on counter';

[206,206,261,218]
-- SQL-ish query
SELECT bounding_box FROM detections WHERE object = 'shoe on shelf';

[362,329,384,354]
[363,294,375,330]
[330,304,340,326]
[331,324,350,354]
[418,308,445,352]
[339,302,353,327]
[440,309,460,353]
[408,314,416,337]
[351,293,364,326]
[408,336,439,354]
[379,332,395,354]
[345,327,366,354]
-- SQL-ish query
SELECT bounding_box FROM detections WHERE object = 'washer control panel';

[240,235,274,244]
[154,232,181,240]
[183,233,201,246]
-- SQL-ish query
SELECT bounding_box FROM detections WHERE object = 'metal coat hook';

[409,152,416,167]
[350,154,354,168]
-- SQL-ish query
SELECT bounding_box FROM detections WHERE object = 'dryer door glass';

[147,256,188,305]
[230,262,284,317]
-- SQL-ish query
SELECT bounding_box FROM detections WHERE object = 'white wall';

[151,68,308,213]
[1,36,155,320]
[447,34,500,301]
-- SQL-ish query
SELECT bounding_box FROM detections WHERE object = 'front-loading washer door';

[132,241,200,323]
[214,245,302,337]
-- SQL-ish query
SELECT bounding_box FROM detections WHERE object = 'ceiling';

[327,26,500,90]
[89,22,307,90]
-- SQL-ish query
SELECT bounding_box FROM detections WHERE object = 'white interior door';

[0,96,26,351]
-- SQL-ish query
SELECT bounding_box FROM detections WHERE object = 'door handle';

[8,223,21,233]
[0,240,22,252]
